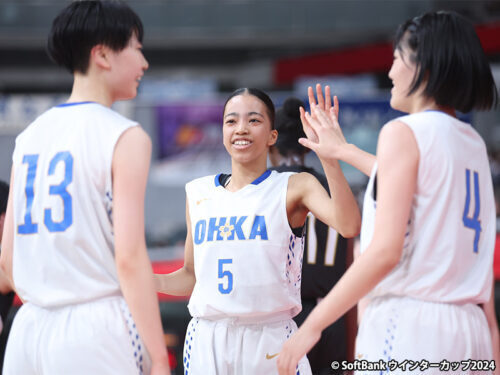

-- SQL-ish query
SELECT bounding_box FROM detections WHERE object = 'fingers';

[309,84,336,117]
[307,86,316,109]
[298,137,317,152]
[300,107,319,142]
[304,107,325,131]
[277,355,297,375]
[300,106,315,131]
[315,83,325,110]
[324,85,332,112]
[333,95,339,116]
[299,106,311,130]
[310,103,332,127]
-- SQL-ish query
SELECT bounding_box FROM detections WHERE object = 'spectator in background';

[269,97,355,374]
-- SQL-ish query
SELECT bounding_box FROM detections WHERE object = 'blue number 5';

[218,258,233,294]
[462,169,481,253]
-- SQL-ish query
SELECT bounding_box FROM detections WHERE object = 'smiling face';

[388,45,419,113]
[107,33,149,102]
[222,94,277,166]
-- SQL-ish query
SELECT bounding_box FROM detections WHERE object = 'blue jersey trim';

[214,174,222,187]
[55,101,96,108]
[251,169,271,185]
[214,170,271,188]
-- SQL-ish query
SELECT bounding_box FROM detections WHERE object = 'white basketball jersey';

[186,170,304,320]
[12,102,137,307]
[360,111,495,304]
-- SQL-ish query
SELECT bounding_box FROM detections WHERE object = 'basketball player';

[0,1,169,374]
[269,97,352,374]
[155,88,361,374]
[278,11,499,374]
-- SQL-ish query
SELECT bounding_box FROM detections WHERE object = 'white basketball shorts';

[183,316,312,375]
[3,296,150,375]
[355,295,493,375]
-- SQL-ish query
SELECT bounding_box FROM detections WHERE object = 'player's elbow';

[115,244,145,275]
[181,265,196,295]
[0,257,6,275]
[338,221,361,239]
[336,213,361,238]
[377,244,402,272]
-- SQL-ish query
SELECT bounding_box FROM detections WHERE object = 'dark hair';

[223,88,276,129]
[394,11,498,113]
[0,181,9,215]
[274,97,307,156]
[47,0,144,74]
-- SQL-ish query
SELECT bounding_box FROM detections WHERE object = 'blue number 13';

[18,152,74,234]
[462,169,481,253]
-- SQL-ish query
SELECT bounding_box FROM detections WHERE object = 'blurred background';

[0,1,499,373]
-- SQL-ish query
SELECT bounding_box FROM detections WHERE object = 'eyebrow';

[224,111,264,119]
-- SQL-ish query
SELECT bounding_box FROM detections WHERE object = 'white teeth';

[234,140,250,145]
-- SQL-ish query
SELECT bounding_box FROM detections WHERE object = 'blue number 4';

[218,258,233,294]
[462,169,481,253]
[18,152,74,234]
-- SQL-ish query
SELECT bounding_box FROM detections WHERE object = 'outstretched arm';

[113,126,170,375]
[303,84,376,176]
[278,120,418,374]
[154,200,196,296]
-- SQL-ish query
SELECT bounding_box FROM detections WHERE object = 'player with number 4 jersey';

[277,11,499,375]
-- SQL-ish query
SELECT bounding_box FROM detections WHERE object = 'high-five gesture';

[301,83,376,176]
[299,84,347,162]
[308,84,339,119]
[299,103,347,162]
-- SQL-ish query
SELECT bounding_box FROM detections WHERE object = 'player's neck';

[67,73,114,108]
[227,160,268,192]
[410,96,456,118]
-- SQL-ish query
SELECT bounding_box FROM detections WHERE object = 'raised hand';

[308,84,339,119]
[299,102,347,162]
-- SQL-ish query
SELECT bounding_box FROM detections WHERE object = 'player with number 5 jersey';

[155,88,360,375]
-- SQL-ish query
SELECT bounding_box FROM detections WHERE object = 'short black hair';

[47,0,144,74]
[394,11,498,113]
[224,88,276,129]
[274,97,308,156]
[0,181,9,215]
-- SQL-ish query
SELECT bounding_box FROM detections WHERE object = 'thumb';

[298,137,318,152]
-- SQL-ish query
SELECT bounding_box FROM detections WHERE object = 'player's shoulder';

[288,171,318,186]
[91,103,138,129]
[186,174,218,188]
[116,125,150,150]
[379,118,416,143]
[185,175,220,201]
[15,107,57,143]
